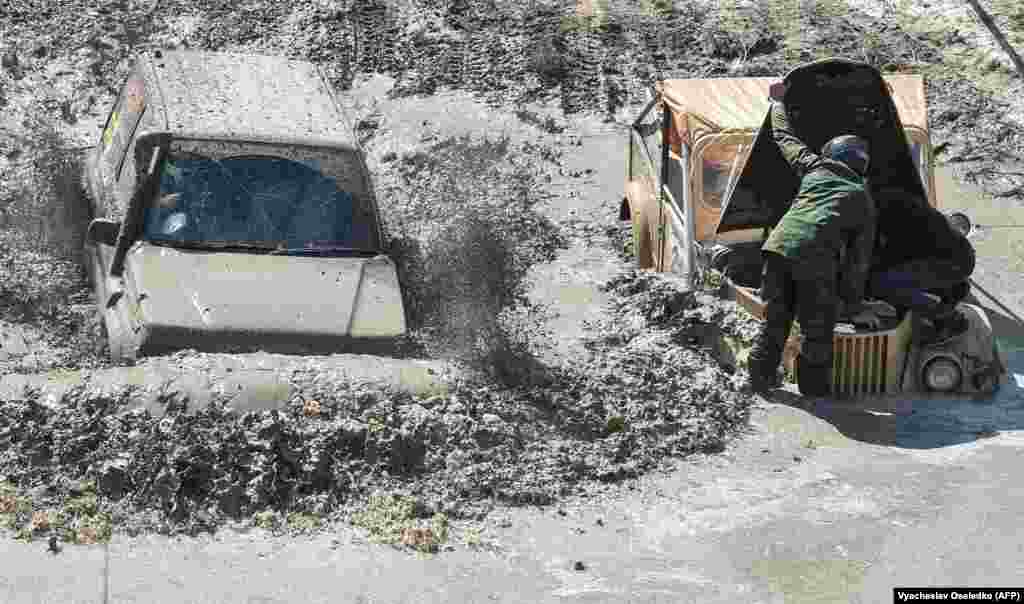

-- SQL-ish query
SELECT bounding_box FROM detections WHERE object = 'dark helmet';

[821,135,870,176]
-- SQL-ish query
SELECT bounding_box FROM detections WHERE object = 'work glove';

[839,299,896,330]
[848,309,883,329]
[861,299,898,318]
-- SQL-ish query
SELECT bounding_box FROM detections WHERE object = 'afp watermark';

[894,588,1023,602]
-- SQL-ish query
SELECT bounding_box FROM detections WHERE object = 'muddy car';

[622,58,1006,396]
[82,51,406,360]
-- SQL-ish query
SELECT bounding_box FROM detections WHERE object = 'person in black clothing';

[867,190,974,345]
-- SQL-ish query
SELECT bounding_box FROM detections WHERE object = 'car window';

[143,145,379,252]
[629,97,663,193]
[115,107,147,183]
[629,132,651,183]
[699,140,749,209]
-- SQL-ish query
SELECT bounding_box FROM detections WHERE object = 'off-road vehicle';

[622,58,1006,396]
[83,50,406,360]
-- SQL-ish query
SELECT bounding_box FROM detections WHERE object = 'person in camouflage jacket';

[771,101,825,178]
[747,134,875,396]
[772,100,974,346]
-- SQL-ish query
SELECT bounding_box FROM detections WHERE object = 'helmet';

[821,135,870,176]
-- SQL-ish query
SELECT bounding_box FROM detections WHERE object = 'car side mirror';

[86,218,121,246]
[147,144,163,176]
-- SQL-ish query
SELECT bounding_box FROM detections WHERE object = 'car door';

[624,98,659,269]
[624,97,689,278]
[90,69,152,353]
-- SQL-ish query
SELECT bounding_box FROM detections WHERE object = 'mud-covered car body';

[622,58,1006,396]
[83,51,406,360]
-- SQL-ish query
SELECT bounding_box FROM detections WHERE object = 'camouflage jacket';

[771,101,824,177]
[762,162,877,305]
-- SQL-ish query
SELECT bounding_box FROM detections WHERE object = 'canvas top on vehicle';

[656,73,928,144]
[654,59,935,239]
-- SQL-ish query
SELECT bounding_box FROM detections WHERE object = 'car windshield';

[143,140,380,252]
[700,139,750,209]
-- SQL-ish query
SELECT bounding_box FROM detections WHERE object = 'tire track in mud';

[201,0,720,116]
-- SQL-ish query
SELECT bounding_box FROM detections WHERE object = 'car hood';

[124,244,406,339]
[716,58,930,235]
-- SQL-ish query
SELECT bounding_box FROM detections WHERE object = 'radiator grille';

[832,330,887,396]
[730,282,913,397]
[789,314,913,397]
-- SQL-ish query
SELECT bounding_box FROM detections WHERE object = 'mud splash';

[0,270,755,537]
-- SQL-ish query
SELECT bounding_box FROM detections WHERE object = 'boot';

[744,352,780,395]
[796,360,832,398]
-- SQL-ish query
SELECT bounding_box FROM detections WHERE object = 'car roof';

[656,71,927,144]
[140,50,357,148]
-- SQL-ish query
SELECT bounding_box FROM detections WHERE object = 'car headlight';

[946,212,972,237]
[923,356,963,392]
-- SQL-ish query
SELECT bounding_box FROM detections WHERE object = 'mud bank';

[0,352,455,416]
[0,270,757,537]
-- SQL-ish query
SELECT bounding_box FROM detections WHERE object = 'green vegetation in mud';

[123,367,148,386]
[713,0,778,65]
[2,479,113,545]
[701,268,724,292]
[351,494,449,554]
[286,511,323,532]
[395,367,449,398]
[0,481,33,530]
[877,0,1022,99]
[752,558,869,604]
[722,334,753,370]
[760,409,852,449]
[45,368,83,385]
